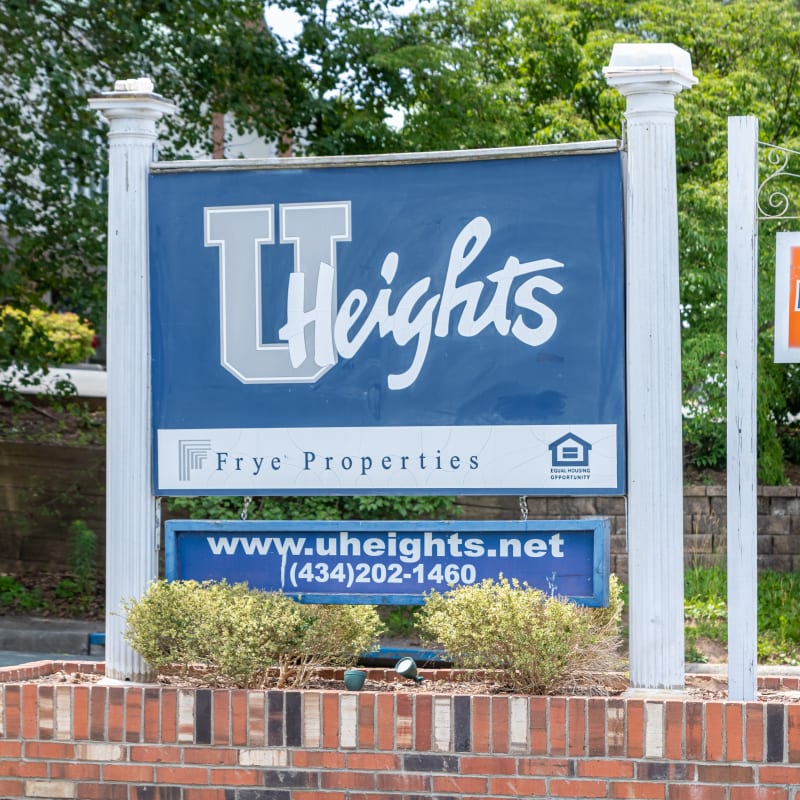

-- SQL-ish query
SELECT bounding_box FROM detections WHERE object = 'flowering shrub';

[123,580,384,688]
[418,575,624,694]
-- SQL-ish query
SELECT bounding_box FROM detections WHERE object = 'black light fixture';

[394,656,423,684]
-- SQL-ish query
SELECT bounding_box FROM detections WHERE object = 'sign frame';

[164,517,611,607]
[149,143,627,498]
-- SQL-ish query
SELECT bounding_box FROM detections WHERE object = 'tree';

[388,0,800,481]
[0,0,306,334]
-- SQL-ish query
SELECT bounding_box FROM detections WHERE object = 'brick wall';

[1,661,800,800]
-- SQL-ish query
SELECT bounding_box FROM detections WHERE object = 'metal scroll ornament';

[758,143,800,220]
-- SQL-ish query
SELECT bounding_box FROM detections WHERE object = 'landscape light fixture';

[394,656,423,684]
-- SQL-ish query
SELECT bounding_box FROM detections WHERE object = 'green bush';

[1,306,95,366]
[418,576,624,694]
[123,580,384,688]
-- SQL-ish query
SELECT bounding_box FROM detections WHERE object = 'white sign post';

[604,44,697,689]
[727,116,759,701]
[90,80,175,681]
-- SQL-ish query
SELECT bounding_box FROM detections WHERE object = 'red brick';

[461,755,517,775]
[490,776,548,795]
[358,692,375,749]
[788,705,800,762]
[549,698,567,755]
[696,765,754,784]
[519,757,571,777]
[415,693,433,751]
[433,775,489,794]
[611,781,666,799]
[746,703,765,761]
[230,690,248,747]
[472,695,491,753]
[348,753,398,771]
[0,761,47,778]
[102,763,154,782]
[0,742,21,758]
[161,688,178,743]
[49,762,101,780]
[89,686,107,741]
[183,790,227,800]
[376,772,429,791]
[156,765,210,784]
[377,693,396,750]
[76,781,128,800]
[322,692,338,748]
[185,747,237,766]
[3,686,20,738]
[73,686,90,741]
[130,745,182,763]
[578,759,634,779]
[107,687,124,742]
[726,703,745,762]
[568,698,587,756]
[665,700,684,760]
[24,741,75,760]
[686,702,704,760]
[587,697,606,756]
[670,785,728,800]
[492,696,509,753]
[0,781,23,800]
[294,793,345,800]
[551,779,607,797]
[292,750,346,769]
[530,696,548,755]
[703,702,724,762]
[321,771,375,790]
[125,687,143,742]
[212,689,230,746]
[22,684,38,739]
[209,768,261,785]
[730,789,789,800]
[759,766,800,785]
[627,700,644,758]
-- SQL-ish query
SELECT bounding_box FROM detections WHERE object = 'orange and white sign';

[774,232,800,362]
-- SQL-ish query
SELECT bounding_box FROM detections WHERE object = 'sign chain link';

[241,495,252,521]
[519,495,529,521]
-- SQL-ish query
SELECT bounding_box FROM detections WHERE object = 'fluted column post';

[604,45,697,690]
[90,80,175,681]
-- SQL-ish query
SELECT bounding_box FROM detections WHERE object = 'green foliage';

[683,566,800,664]
[0,575,43,611]
[168,493,457,522]
[123,580,384,688]
[418,575,624,694]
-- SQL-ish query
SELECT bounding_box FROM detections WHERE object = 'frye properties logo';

[178,439,212,481]
[549,433,592,481]
[204,203,566,391]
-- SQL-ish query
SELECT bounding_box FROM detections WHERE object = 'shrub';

[418,575,624,694]
[123,580,383,688]
[1,306,95,366]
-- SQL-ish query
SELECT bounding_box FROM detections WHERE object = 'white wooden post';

[604,44,697,689]
[89,80,175,681]
[726,116,759,701]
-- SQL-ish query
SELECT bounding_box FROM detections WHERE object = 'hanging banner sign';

[165,518,610,606]
[774,232,800,362]
[149,145,625,495]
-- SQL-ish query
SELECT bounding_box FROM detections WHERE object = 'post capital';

[89,77,176,123]
[603,43,697,97]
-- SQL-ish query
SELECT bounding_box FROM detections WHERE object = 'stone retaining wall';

[3,444,800,580]
[0,662,799,800]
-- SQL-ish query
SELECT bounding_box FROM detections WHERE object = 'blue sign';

[164,518,610,606]
[150,147,625,495]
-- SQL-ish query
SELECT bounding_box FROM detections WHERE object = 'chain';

[519,495,528,521]
[241,495,253,521]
